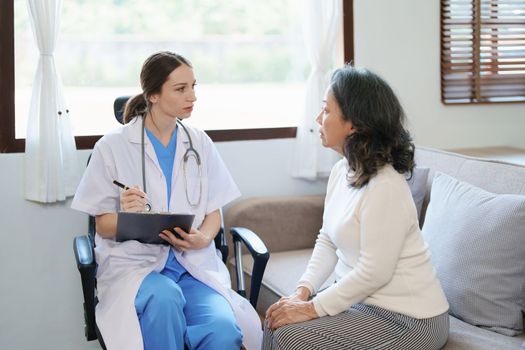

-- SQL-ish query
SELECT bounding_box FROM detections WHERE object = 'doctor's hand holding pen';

[113,180,151,212]
[95,180,152,239]
[159,209,222,252]
[120,186,149,212]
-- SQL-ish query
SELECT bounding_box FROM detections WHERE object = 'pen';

[113,180,130,190]
[113,180,152,212]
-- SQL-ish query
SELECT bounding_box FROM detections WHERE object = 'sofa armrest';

[230,227,269,308]
[224,195,324,253]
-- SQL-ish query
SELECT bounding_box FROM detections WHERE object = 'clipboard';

[116,212,195,245]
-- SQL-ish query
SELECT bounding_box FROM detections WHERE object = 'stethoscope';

[141,116,202,209]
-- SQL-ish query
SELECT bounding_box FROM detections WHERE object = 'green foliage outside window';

[15,0,306,87]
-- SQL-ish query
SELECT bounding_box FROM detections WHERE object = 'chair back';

[113,96,131,124]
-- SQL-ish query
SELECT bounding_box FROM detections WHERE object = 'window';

[441,0,525,104]
[0,0,354,152]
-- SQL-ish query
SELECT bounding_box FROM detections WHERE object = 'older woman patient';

[264,66,449,350]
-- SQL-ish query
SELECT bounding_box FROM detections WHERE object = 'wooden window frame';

[441,0,525,105]
[0,0,353,153]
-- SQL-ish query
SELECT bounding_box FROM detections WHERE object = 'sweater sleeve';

[297,228,339,295]
[296,161,342,294]
[312,178,411,317]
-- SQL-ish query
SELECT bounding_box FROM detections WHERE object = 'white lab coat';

[72,118,262,350]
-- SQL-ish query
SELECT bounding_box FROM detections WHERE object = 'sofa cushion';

[443,316,525,350]
[225,196,324,254]
[422,172,525,336]
[406,167,430,220]
[239,248,336,298]
[232,248,336,313]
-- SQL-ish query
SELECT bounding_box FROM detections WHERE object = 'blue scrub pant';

[135,250,243,350]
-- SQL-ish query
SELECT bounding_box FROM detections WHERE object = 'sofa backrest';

[415,146,525,225]
[225,195,325,253]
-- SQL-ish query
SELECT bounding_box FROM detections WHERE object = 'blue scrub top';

[145,127,178,209]
[145,127,187,277]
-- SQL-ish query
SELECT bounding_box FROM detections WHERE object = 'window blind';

[441,0,525,104]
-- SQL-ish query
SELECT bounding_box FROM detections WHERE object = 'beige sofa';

[224,146,525,350]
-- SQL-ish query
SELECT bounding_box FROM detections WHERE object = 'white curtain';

[25,0,79,203]
[292,0,342,180]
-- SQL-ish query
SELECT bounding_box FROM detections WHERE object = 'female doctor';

[72,51,262,350]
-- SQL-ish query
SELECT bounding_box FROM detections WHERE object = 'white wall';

[0,140,326,350]
[1,1,524,349]
[0,153,96,349]
[354,0,525,149]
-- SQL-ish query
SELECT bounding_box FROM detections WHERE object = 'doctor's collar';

[125,117,187,145]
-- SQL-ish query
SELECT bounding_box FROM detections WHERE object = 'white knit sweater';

[298,160,449,319]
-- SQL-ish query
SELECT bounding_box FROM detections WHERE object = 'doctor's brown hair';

[123,51,192,123]
[330,66,415,188]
